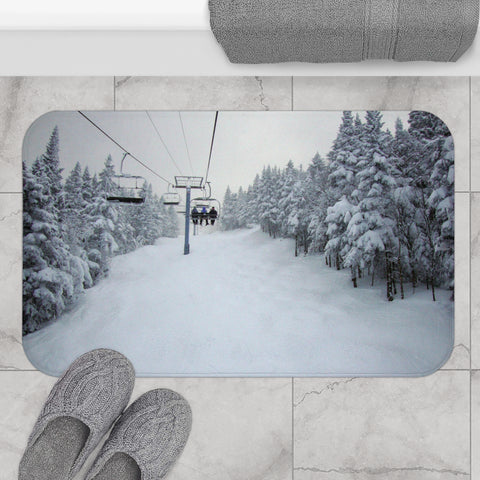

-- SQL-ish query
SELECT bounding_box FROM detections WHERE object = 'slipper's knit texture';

[209,0,479,63]
[19,349,135,480]
[86,389,192,480]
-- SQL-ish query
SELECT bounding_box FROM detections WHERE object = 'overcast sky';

[23,110,409,201]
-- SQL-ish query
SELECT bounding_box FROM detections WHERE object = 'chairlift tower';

[174,176,204,255]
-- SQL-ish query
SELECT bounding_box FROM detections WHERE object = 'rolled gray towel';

[209,0,479,63]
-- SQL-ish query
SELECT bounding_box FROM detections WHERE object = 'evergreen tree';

[98,154,117,196]
[327,111,361,202]
[82,166,94,204]
[82,196,119,280]
[129,183,162,246]
[31,126,64,212]
[23,159,91,334]
[408,111,454,300]
[63,162,88,248]
[236,186,250,228]
[164,205,180,238]
[247,174,261,223]
[258,166,282,237]
[221,186,239,230]
[324,196,355,269]
[305,153,329,253]
[343,111,398,294]
[64,162,83,208]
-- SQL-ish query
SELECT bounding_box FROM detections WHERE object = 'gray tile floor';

[0,76,477,479]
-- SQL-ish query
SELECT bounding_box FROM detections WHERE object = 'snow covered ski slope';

[23,227,453,376]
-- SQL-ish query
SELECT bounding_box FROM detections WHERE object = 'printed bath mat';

[22,110,454,377]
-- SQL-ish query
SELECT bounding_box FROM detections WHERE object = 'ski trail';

[24,227,453,376]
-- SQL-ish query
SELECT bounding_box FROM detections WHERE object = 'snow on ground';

[24,227,453,376]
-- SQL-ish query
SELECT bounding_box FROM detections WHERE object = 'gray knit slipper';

[19,349,135,480]
[86,389,192,480]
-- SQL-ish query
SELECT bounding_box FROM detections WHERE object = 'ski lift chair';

[191,198,221,220]
[106,153,146,204]
[192,200,210,210]
[163,185,181,205]
[192,181,221,218]
[107,174,146,204]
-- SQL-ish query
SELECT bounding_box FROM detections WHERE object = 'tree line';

[23,127,179,334]
[221,111,454,302]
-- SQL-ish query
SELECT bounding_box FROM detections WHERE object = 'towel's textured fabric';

[86,389,192,480]
[209,0,479,63]
[19,349,135,480]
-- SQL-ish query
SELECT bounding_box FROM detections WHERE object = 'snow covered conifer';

[236,186,250,228]
[82,196,119,280]
[31,126,64,213]
[23,160,90,334]
[343,111,398,295]
[407,111,454,299]
[305,153,329,253]
[279,160,299,234]
[82,167,94,204]
[98,154,117,196]
[324,195,355,269]
[63,162,89,248]
[246,174,261,223]
[164,205,179,238]
[258,166,282,238]
[64,162,84,210]
[129,182,161,246]
[221,186,239,230]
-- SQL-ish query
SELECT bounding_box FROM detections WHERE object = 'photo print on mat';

[22,110,454,376]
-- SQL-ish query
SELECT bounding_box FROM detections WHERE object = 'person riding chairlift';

[200,206,209,226]
[191,207,200,225]
[209,206,218,226]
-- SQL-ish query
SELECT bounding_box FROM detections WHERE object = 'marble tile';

[0,372,56,480]
[472,193,480,368]
[114,76,292,111]
[472,371,480,480]
[441,193,470,370]
[0,77,114,193]
[293,77,470,191]
[294,372,470,480]
[0,372,292,480]
[472,78,480,191]
[0,193,32,370]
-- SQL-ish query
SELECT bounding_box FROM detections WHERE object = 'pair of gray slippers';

[19,349,192,480]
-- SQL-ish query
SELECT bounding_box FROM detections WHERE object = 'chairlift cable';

[78,111,171,185]
[145,111,183,175]
[178,112,194,176]
[204,111,219,186]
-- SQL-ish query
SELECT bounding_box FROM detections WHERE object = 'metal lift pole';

[175,175,203,255]
[184,185,191,255]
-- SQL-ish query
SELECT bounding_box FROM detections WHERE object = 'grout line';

[470,77,472,194]
[473,372,476,480]
[292,377,294,480]
[440,368,473,372]
[469,75,473,478]
[0,368,40,375]
[0,192,21,195]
